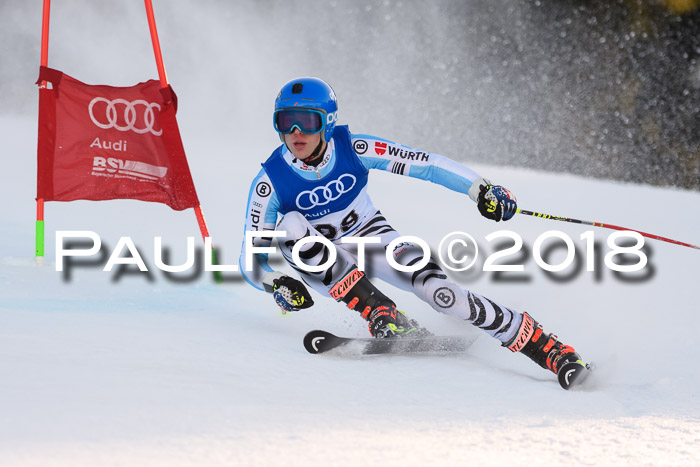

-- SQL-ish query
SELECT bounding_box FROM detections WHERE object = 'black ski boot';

[329,267,427,338]
[504,312,581,375]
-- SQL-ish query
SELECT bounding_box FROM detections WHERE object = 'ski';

[304,330,591,390]
[303,329,476,355]
[557,360,593,390]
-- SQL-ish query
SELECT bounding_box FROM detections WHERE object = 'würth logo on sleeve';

[374,142,387,155]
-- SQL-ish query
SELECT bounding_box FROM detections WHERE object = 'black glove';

[263,272,314,312]
[477,184,518,222]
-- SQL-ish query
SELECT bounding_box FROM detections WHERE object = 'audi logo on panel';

[88,97,163,136]
[295,174,356,210]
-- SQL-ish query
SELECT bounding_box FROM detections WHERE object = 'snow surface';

[1,111,700,467]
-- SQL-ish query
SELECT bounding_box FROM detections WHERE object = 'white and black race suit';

[240,125,522,343]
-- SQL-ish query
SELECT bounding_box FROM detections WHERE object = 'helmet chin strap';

[290,139,326,166]
[304,140,326,163]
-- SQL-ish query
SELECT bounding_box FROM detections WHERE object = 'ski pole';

[516,209,700,250]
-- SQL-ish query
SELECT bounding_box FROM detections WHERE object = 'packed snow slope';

[1,115,699,466]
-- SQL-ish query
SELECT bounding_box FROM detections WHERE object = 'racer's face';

[284,128,322,161]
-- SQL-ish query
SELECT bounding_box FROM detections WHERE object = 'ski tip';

[557,360,593,390]
[303,330,336,354]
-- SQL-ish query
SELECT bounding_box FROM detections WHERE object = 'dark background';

[2,0,698,190]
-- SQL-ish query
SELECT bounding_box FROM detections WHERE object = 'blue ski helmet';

[274,77,338,143]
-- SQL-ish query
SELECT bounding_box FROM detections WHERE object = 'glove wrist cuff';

[262,271,285,294]
[468,177,492,203]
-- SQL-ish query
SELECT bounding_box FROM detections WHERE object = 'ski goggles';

[274,109,325,135]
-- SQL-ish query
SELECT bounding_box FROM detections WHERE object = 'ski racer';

[239,77,584,379]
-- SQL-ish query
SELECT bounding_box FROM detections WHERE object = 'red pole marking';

[37,0,51,257]
[144,0,169,88]
[597,222,700,250]
[37,198,45,221]
[194,205,211,240]
[38,0,50,210]
[143,0,215,256]
[40,0,51,67]
[517,209,699,250]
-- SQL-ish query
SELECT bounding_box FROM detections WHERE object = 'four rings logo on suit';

[295,174,357,210]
